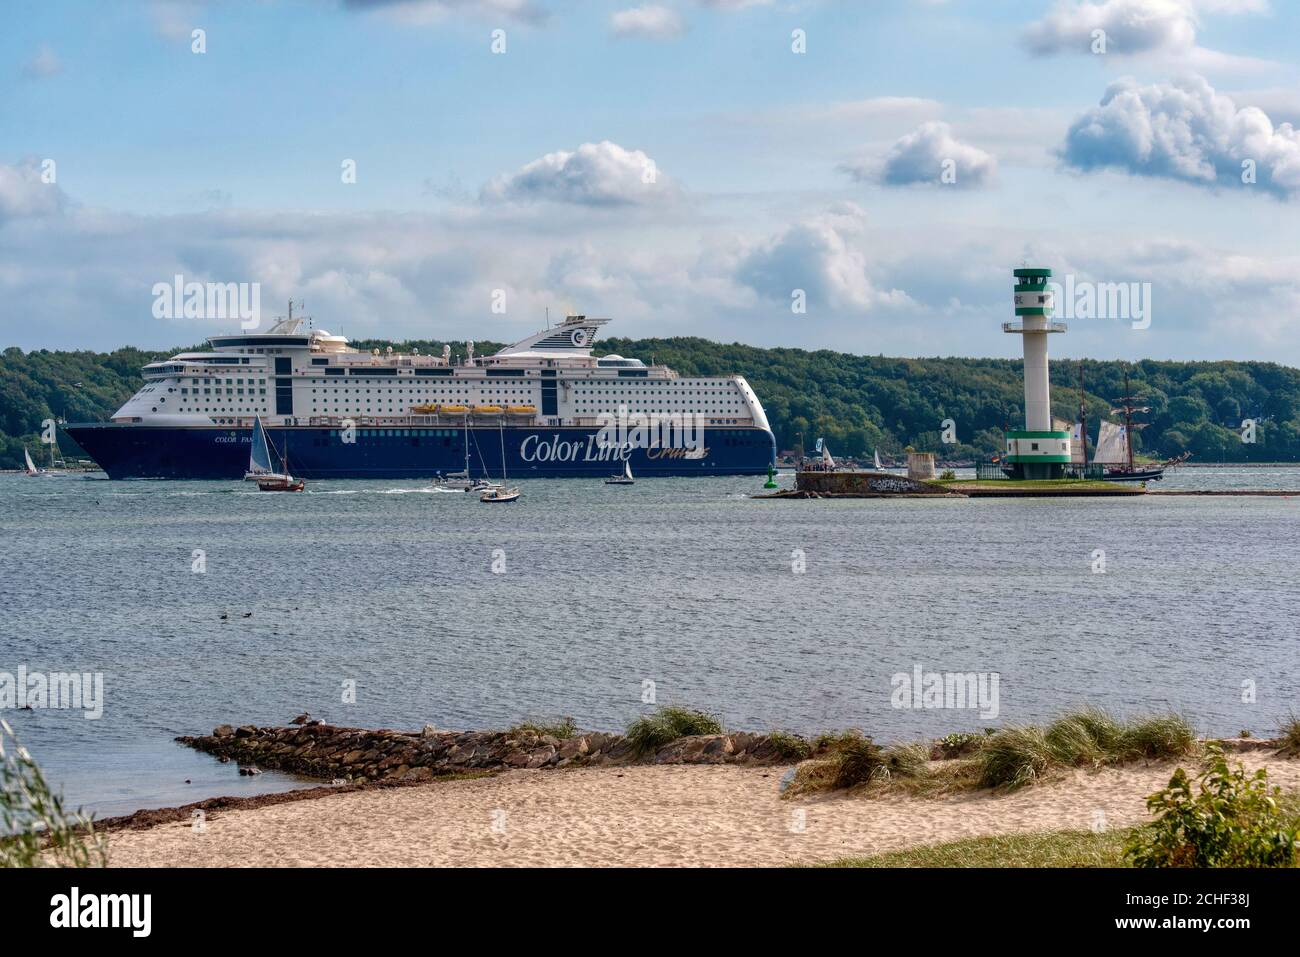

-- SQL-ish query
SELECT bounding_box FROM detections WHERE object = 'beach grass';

[766,730,813,761]
[1277,714,1300,754]
[823,829,1130,868]
[978,711,1197,790]
[788,709,1199,797]
[625,706,723,755]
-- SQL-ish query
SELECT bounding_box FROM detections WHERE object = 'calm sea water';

[2,466,1298,818]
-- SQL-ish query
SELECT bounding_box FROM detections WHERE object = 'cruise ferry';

[66,313,776,479]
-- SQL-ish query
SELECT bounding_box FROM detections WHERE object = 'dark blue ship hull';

[65,423,776,479]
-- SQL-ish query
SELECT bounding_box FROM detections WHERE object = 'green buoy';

[763,463,778,489]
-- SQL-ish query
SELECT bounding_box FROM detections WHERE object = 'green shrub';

[625,706,723,755]
[1,720,107,868]
[509,717,578,740]
[1124,746,1300,868]
[939,469,956,480]
[936,732,984,758]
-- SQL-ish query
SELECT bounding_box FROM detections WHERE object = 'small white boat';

[874,449,884,471]
[432,470,475,491]
[479,419,520,503]
[23,447,64,477]
[432,415,480,491]
[605,458,634,485]
[243,416,305,492]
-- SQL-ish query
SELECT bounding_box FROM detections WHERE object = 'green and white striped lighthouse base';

[1004,429,1071,480]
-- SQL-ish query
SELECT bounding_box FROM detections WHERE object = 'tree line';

[3,337,1297,468]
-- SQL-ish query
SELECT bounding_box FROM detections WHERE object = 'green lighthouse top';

[1014,267,1052,281]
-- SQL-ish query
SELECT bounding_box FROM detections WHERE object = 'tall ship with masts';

[1079,369,1183,482]
[66,310,776,479]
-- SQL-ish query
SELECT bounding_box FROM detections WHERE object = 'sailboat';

[1095,372,1165,482]
[22,446,64,477]
[243,416,305,492]
[433,415,485,491]
[873,449,884,471]
[605,457,634,485]
[479,418,520,503]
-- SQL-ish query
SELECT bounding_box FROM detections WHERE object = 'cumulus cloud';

[481,141,674,206]
[736,203,910,312]
[610,5,688,39]
[1021,0,1272,71]
[841,122,997,189]
[1023,0,1199,56]
[1059,75,1300,197]
[0,160,67,222]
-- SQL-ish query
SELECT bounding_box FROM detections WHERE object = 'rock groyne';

[178,724,798,783]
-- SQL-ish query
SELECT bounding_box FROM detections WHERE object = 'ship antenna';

[545,307,550,330]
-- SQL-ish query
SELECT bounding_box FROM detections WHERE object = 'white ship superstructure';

[70,313,777,479]
[111,313,770,433]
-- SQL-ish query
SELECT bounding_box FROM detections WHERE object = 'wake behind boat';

[244,416,305,492]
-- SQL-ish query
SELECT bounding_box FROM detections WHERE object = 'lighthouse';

[1004,267,1071,479]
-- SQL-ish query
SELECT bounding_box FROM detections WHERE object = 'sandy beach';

[104,755,1300,867]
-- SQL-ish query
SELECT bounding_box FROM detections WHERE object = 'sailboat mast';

[499,417,507,481]
[1124,370,1134,471]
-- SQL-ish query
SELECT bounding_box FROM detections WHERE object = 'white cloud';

[1059,75,1300,197]
[0,160,67,222]
[21,44,63,79]
[1024,0,1198,56]
[736,203,911,312]
[842,121,997,189]
[481,141,675,206]
[1021,0,1273,72]
[611,5,688,39]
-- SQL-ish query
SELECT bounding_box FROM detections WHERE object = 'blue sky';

[2,0,1299,364]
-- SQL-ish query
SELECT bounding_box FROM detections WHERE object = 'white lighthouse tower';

[1004,267,1071,479]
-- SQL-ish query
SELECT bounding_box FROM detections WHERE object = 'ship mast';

[1110,369,1150,472]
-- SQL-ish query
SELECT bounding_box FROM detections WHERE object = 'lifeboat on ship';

[472,405,504,416]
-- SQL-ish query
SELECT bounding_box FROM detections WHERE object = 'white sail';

[1093,421,1128,465]
[24,447,39,474]
[873,449,883,470]
[624,458,633,480]
[1070,422,1086,464]
[248,416,274,474]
